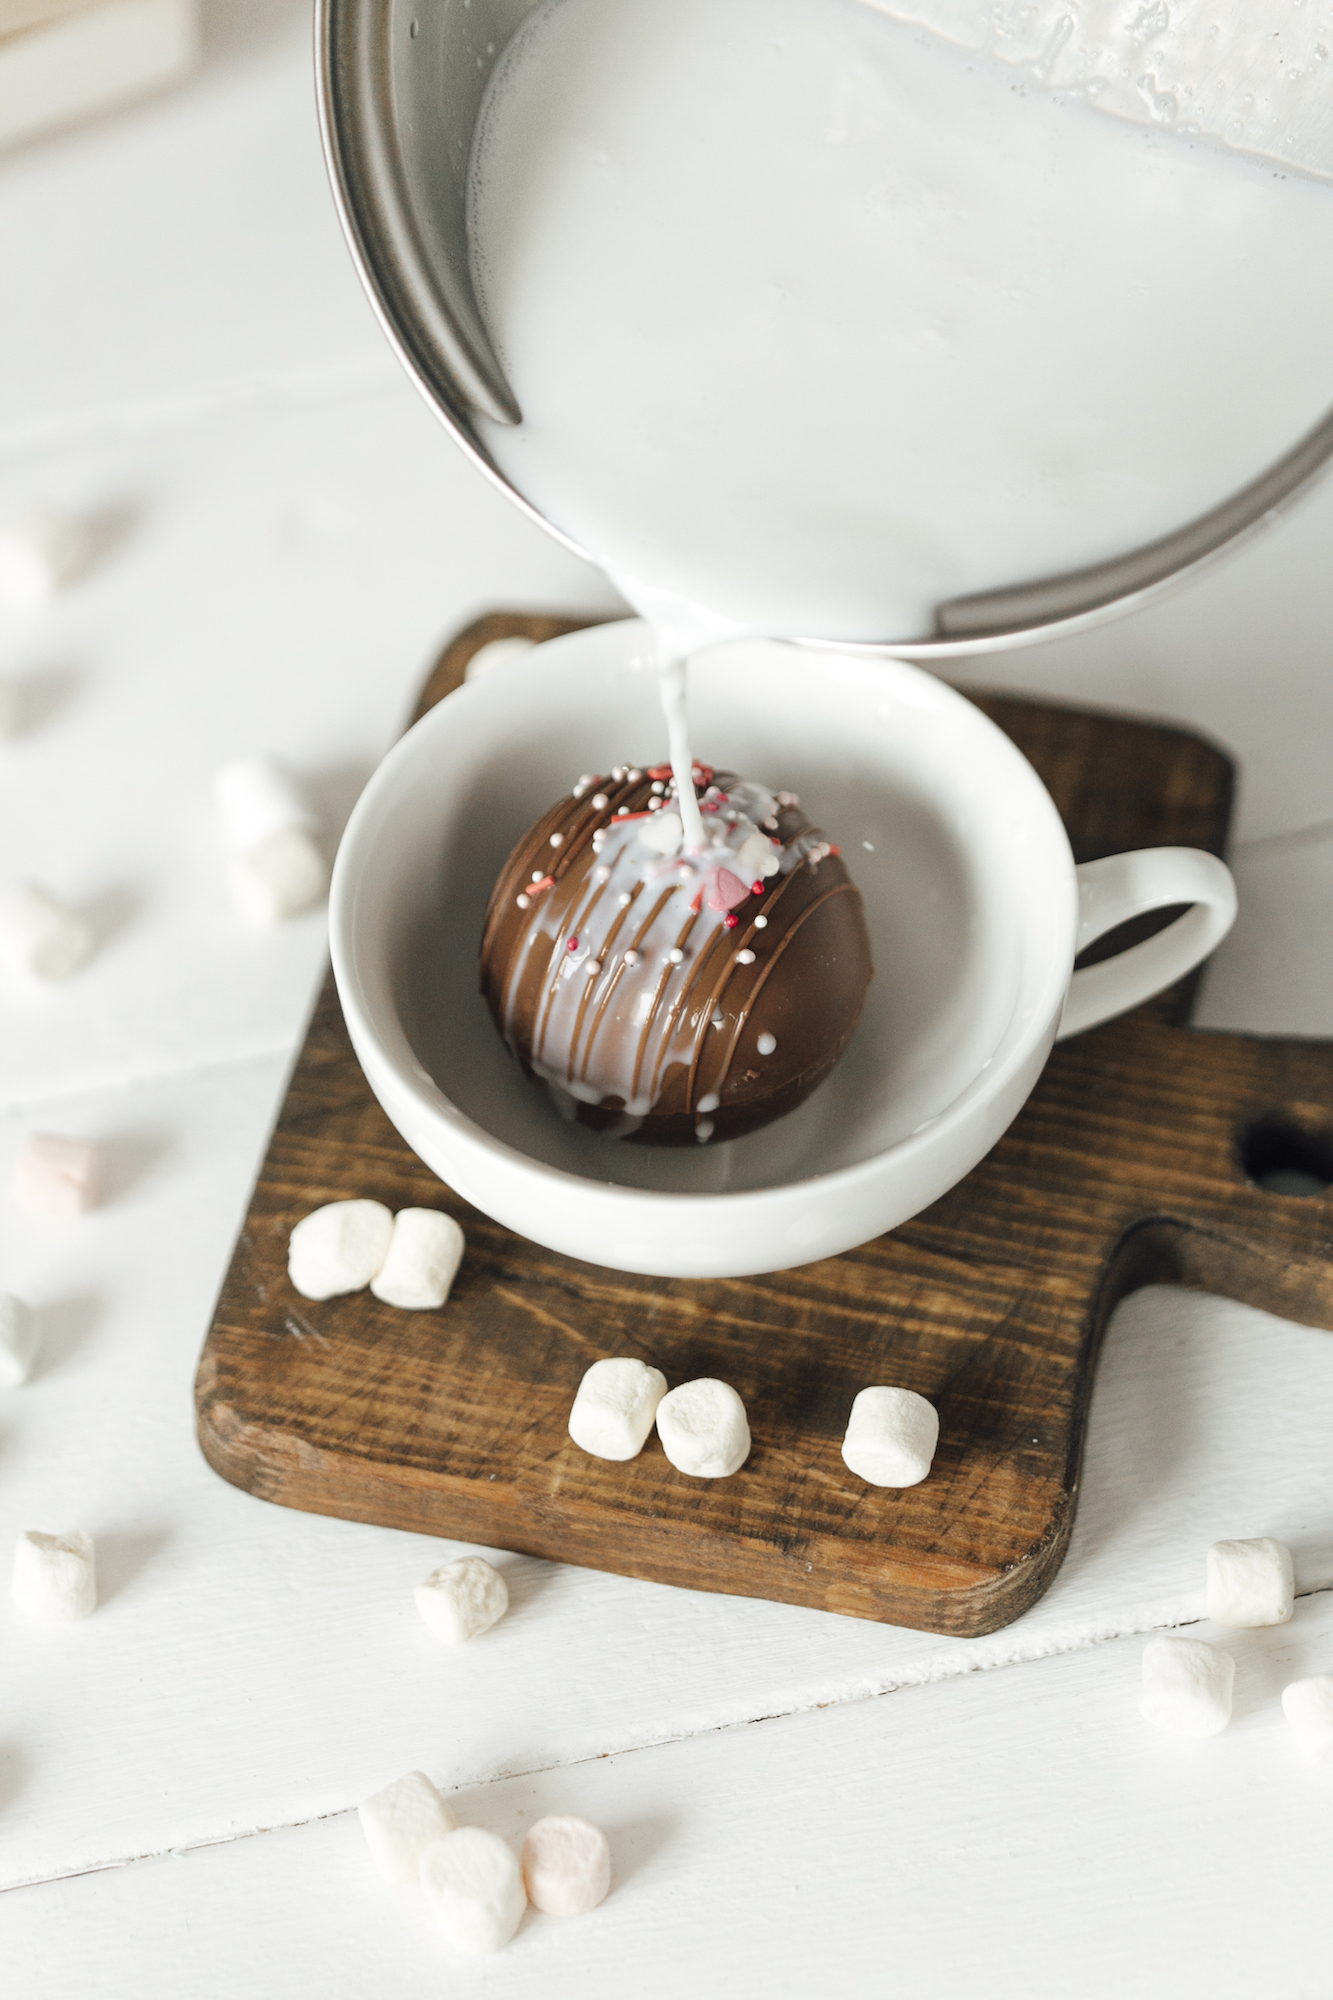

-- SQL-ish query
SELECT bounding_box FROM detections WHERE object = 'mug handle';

[1056,847,1237,1042]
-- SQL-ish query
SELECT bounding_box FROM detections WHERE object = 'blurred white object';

[0,880,94,980]
[12,1528,96,1621]
[0,0,200,155]
[1282,1677,1333,1763]
[841,1386,939,1488]
[420,1827,526,1954]
[214,755,316,854]
[415,1556,509,1646]
[1139,1635,1235,1737]
[287,1198,393,1301]
[0,675,24,739]
[226,826,327,927]
[358,1771,457,1886]
[0,504,85,607]
[464,635,536,681]
[1204,1536,1295,1628]
[0,1293,39,1387]
[868,0,1333,182]
[14,1132,99,1218]
[370,1207,466,1310]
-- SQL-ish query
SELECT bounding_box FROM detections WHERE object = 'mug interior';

[340,626,1073,1197]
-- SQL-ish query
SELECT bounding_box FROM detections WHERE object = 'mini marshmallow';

[464,634,537,681]
[841,1386,939,1489]
[734,830,780,881]
[415,1556,509,1645]
[0,1294,39,1387]
[1281,1676,1333,1763]
[521,1816,611,1916]
[1139,1635,1234,1737]
[1204,1536,1295,1628]
[14,1133,99,1219]
[0,880,94,980]
[637,810,683,855]
[370,1208,465,1310]
[358,1770,457,1885]
[569,1357,668,1461]
[420,1827,526,1954]
[655,1377,751,1478]
[0,505,86,608]
[13,1529,96,1621]
[214,754,315,853]
[226,826,327,926]
[288,1199,393,1300]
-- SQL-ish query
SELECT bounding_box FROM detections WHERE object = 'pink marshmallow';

[521,1816,611,1916]
[13,1134,99,1219]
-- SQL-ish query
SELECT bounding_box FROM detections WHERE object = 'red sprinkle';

[829,844,842,857]
[527,875,555,896]
[567,936,579,952]
[724,912,740,930]
[751,879,765,896]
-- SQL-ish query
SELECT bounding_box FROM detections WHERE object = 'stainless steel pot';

[315,0,1333,657]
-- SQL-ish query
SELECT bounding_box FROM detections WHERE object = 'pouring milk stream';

[466,0,1333,828]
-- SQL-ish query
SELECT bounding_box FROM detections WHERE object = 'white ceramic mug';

[331,622,1235,1278]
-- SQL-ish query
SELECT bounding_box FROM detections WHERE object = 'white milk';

[468,0,1333,645]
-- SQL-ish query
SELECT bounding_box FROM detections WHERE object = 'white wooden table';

[2,12,1331,1993]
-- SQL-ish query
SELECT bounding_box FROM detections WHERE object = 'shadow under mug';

[330,623,1236,1278]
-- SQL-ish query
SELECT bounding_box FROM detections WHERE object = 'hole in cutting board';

[1240,1112,1333,1196]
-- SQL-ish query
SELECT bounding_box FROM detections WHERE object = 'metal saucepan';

[315,0,1333,657]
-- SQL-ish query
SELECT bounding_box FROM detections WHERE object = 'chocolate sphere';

[480,762,873,1145]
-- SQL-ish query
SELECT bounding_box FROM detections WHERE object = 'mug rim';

[330,626,1078,1234]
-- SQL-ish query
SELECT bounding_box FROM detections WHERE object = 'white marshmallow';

[14,1133,99,1219]
[0,505,86,608]
[569,1357,668,1461]
[1204,1537,1295,1628]
[0,1294,39,1387]
[521,1815,611,1916]
[464,635,537,680]
[841,1386,939,1488]
[1139,1635,1234,1737]
[358,1770,457,1885]
[226,826,328,926]
[0,880,94,980]
[13,1528,96,1621]
[214,754,315,853]
[637,809,683,855]
[415,1556,509,1645]
[288,1199,393,1300]
[1281,1676,1333,1763]
[370,1208,465,1310]
[421,1827,526,1953]
[655,1377,751,1478]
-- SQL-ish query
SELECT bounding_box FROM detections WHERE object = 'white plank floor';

[1,4,1331,1992]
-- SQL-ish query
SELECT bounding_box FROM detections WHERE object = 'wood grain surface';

[194,614,1333,1637]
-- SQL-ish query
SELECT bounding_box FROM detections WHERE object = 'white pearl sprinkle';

[651,781,665,794]
[550,832,564,847]
[736,949,755,965]
[594,864,611,883]
[516,894,530,909]
[754,915,768,928]
[648,796,662,810]
[668,948,684,965]
[572,785,587,799]
[618,892,632,907]
[623,949,640,967]
[757,1032,777,1055]
[531,870,544,881]
[586,959,601,976]
[628,768,642,781]
[591,793,608,810]
[617,806,630,816]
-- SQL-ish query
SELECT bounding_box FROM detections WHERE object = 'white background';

[1,5,1331,1993]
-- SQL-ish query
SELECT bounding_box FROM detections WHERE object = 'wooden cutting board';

[194,612,1333,1637]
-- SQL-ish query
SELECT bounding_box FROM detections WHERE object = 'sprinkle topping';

[757,1032,777,1056]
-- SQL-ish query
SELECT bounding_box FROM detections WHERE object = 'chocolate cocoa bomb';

[480,763,873,1146]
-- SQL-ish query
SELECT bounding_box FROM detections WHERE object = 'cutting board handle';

[1057,847,1237,1042]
